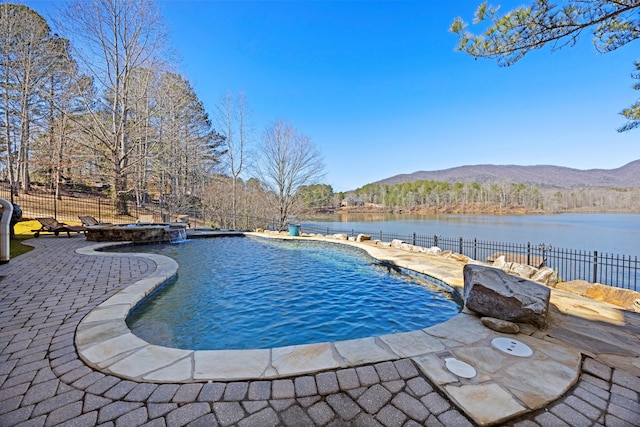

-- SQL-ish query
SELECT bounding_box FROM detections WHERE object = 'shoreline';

[318,205,637,216]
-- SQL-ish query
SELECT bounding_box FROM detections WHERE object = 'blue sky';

[27,1,639,192]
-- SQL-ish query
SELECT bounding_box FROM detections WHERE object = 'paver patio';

[1,234,639,426]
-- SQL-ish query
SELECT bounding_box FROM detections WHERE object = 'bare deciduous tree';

[216,90,253,229]
[59,0,168,214]
[255,119,324,230]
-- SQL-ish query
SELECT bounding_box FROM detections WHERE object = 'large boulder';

[464,264,551,329]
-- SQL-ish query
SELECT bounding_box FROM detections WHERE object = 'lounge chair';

[79,215,113,227]
[32,217,86,238]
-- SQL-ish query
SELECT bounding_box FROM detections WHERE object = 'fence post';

[527,242,531,266]
[473,238,477,261]
[412,232,416,246]
[434,235,438,248]
[459,237,463,255]
[593,251,598,284]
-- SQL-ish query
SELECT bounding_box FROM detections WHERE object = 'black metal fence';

[0,185,273,230]
[300,224,639,292]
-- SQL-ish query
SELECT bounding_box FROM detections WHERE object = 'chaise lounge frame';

[32,217,86,238]
[78,215,113,227]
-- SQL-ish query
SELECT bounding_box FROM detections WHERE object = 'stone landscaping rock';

[553,280,640,312]
[399,242,413,251]
[481,317,520,334]
[448,253,470,263]
[531,267,558,286]
[356,234,371,242]
[463,265,551,328]
[391,239,405,248]
[492,256,559,286]
[504,262,538,279]
[492,256,507,269]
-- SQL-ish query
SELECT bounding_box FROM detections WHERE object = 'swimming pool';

[114,236,462,350]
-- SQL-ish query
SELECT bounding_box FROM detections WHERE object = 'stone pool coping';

[75,232,585,425]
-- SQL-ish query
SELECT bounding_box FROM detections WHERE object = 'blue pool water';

[115,237,462,350]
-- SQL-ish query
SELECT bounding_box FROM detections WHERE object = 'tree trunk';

[113,156,129,215]
[3,65,16,202]
[18,57,32,192]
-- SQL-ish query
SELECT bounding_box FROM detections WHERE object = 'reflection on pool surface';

[114,237,462,350]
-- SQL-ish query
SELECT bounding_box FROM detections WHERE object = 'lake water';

[303,213,640,257]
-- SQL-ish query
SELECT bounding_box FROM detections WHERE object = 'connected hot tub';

[85,223,187,243]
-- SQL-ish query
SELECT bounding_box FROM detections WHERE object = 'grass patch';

[9,220,39,259]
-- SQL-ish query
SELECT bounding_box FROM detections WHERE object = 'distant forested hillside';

[346,181,640,213]
[342,161,640,214]
[373,160,640,189]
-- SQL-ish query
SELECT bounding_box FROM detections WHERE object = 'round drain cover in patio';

[444,357,477,378]
[491,337,533,357]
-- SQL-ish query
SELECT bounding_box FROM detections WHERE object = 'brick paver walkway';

[1,237,638,426]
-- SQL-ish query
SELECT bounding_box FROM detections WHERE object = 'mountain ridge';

[369,159,640,189]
